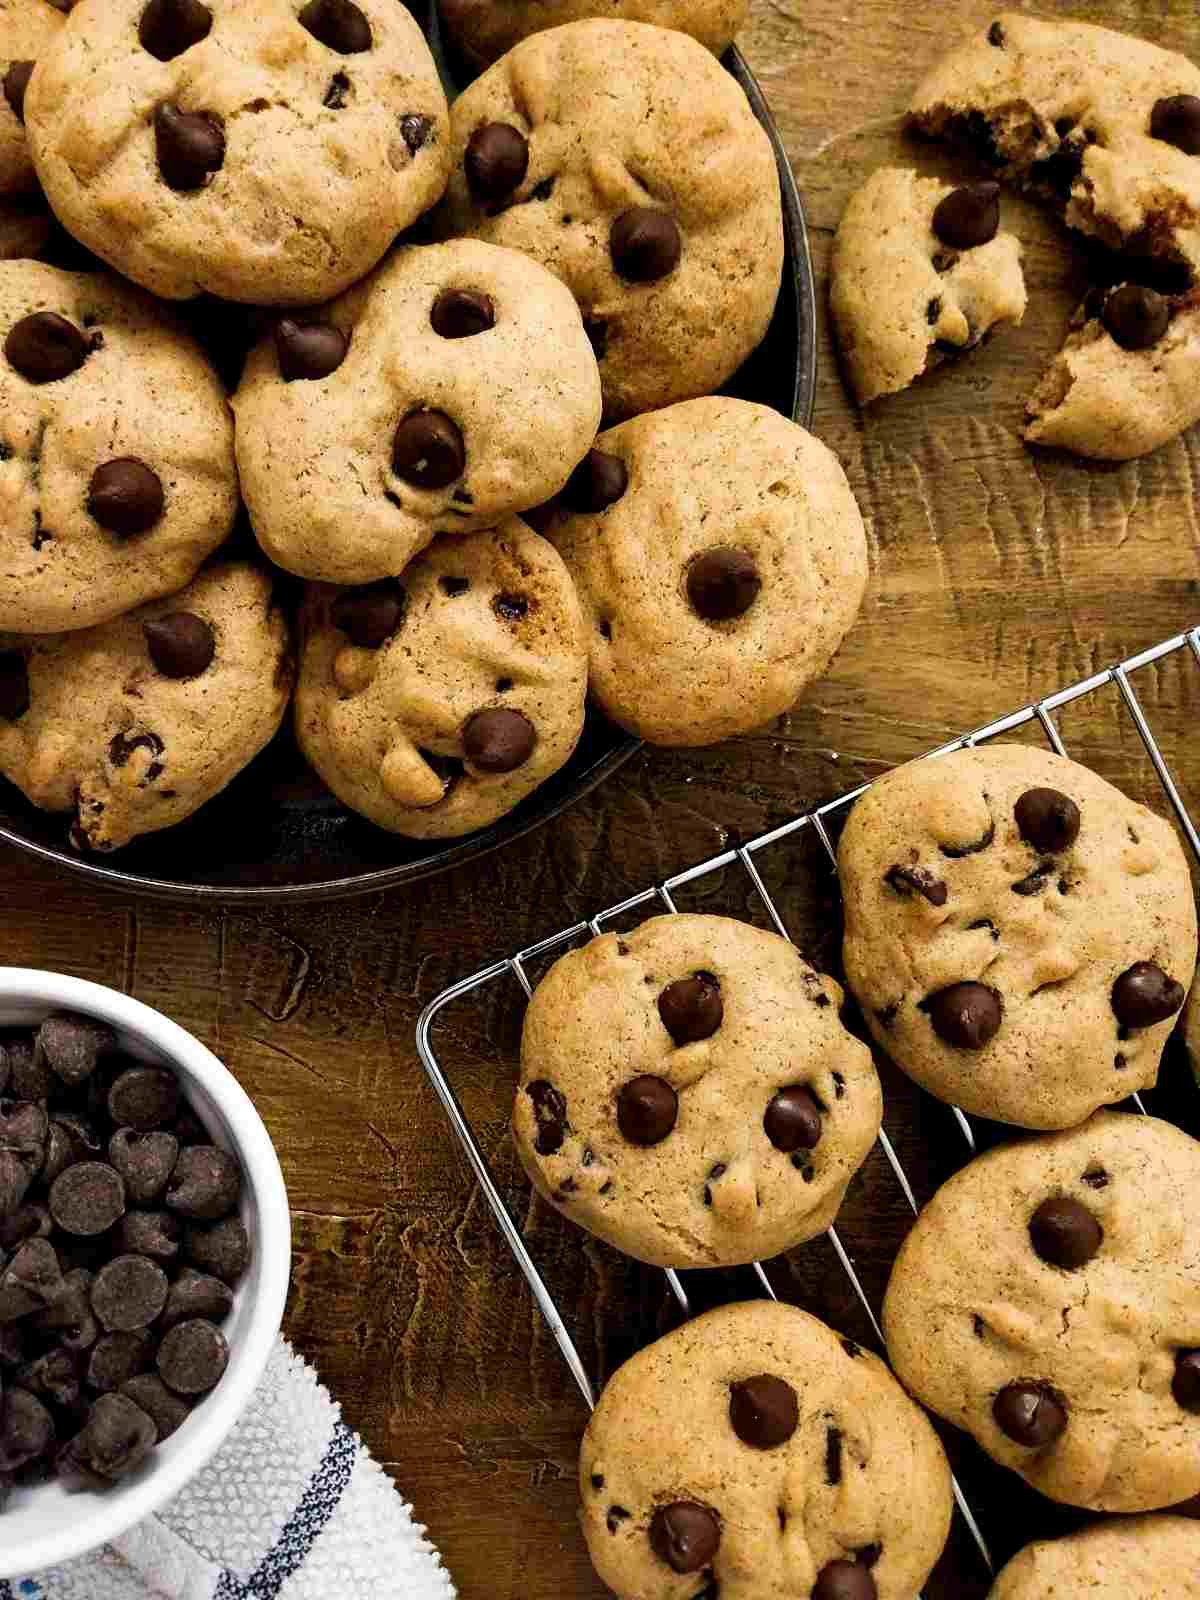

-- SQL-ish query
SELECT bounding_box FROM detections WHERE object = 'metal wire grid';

[415,623,1200,1583]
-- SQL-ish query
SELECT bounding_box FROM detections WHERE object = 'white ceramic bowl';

[0,969,291,1578]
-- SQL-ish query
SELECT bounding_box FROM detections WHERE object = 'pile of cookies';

[514,743,1200,1597]
[832,12,1200,462]
[0,0,872,854]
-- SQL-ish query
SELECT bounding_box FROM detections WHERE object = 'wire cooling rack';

[415,624,1200,1585]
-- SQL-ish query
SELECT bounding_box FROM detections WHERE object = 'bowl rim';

[0,969,291,1580]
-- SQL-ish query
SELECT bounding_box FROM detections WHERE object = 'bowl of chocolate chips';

[0,970,290,1577]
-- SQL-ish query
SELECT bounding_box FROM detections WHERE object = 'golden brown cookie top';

[990,1516,1200,1599]
[439,0,747,71]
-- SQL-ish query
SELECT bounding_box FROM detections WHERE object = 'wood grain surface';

[4,2,1200,1594]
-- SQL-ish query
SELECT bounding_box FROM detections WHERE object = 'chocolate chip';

[0,653,29,723]
[465,123,528,202]
[161,1267,232,1331]
[987,20,1005,46]
[17,1347,80,1410]
[993,1381,1067,1445]
[1081,1167,1109,1190]
[813,1560,877,1600]
[298,0,372,54]
[430,289,495,339]
[0,1155,31,1218]
[648,1502,720,1573]
[884,864,948,906]
[35,1267,97,1353]
[400,113,431,153]
[926,297,942,325]
[940,821,995,858]
[109,1130,178,1207]
[923,982,1002,1049]
[825,1425,842,1483]
[166,1145,240,1221]
[462,708,535,773]
[1012,861,1054,896]
[143,612,214,679]
[183,1216,246,1282]
[561,449,628,513]
[658,973,722,1045]
[50,1111,103,1161]
[686,548,761,622]
[88,1329,154,1393]
[154,103,225,190]
[116,1209,181,1265]
[0,1239,62,1322]
[1014,787,1080,853]
[764,1087,822,1153]
[332,580,404,649]
[1102,284,1169,351]
[66,1391,156,1480]
[728,1375,798,1449]
[493,592,528,621]
[610,208,682,282]
[1150,94,1200,156]
[157,1317,227,1394]
[3,1035,43,1100]
[1173,1350,1200,1412]
[0,1203,50,1252]
[274,318,348,381]
[5,312,88,383]
[36,1013,116,1088]
[616,1076,677,1146]
[1111,962,1183,1027]
[138,0,212,61]
[3,62,33,125]
[525,1080,567,1156]
[107,1067,179,1132]
[392,410,465,489]
[0,1388,53,1472]
[932,182,1001,250]
[1029,1197,1102,1269]
[91,1254,169,1332]
[119,1373,191,1441]
[49,1163,126,1237]
[323,71,350,109]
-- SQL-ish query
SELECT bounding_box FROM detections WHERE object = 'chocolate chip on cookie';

[274,319,348,381]
[1028,1197,1102,1269]
[648,1502,720,1573]
[1111,962,1184,1028]
[561,450,628,514]
[154,104,225,191]
[0,654,29,723]
[728,1374,798,1449]
[525,1081,567,1156]
[1173,1350,1200,1412]
[298,0,373,55]
[399,114,432,154]
[813,1560,877,1600]
[686,548,761,622]
[1150,94,1200,156]
[139,0,212,62]
[658,972,722,1045]
[430,289,495,340]
[143,612,215,679]
[462,708,535,773]
[932,182,1001,249]
[465,123,529,203]
[2,63,34,126]
[884,864,948,905]
[5,311,88,383]
[609,208,682,283]
[923,982,1002,1050]
[88,458,166,536]
[993,1381,1067,1445]
[1101,285,1169,352]
[764,1086,822,1152]
[616,1076,677,1146]
[332,581,405,648]
[392,410,465,489]
[1015,787,1080,853]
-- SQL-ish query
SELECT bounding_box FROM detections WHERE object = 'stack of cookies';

[0,0,872,853]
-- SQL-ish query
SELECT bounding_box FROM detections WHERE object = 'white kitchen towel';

[3,1340,456,1600]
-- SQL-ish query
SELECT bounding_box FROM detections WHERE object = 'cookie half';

[884,1112,1200,1513]
[989,1515,1200,1599]
[580,1301,952,1600]
[514,914,882,1269]
[839,743,1197,1129]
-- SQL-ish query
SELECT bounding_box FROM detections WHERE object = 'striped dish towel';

[4,1341,456,1600]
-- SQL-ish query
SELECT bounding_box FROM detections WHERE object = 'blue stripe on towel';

[215,1422,357,1599]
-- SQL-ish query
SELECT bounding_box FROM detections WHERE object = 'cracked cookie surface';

[0,561,292,851]
[546,397,868,747]
[439,0,748,72]
[513,914,882,1269]
[839,743,1197,1129]
[0,0,64,195]
[884,1113,1200,1513]
[233,238,602,584]
[0,260,237,633]
[435,18,783,422]
[23,0,450,304]
[579,1300,952,1600]
[294,517,587,839]
[989,1515,1200,1599]
[831,167,1026,406]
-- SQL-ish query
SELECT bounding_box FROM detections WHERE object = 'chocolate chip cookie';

[832,167,1026,406]
[580,1300,953,1600]
[440,0,748,72]
[514,914,882,1269]
[990,1515,1200,1599]
[0,562,292,851]
[233,238,602,584]
[0,260,237,633]
[911,13,1200,283]
[546,397,868,747]
[0,0,63,195]
[294,517,587,838]
[24,0,450,304]
[1025,284,1200,460]
[839,744,1197,1129]
[435,18,783,421]
[884,1112,1200,1513]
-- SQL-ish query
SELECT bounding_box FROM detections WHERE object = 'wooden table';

[4,2,1200,1594]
